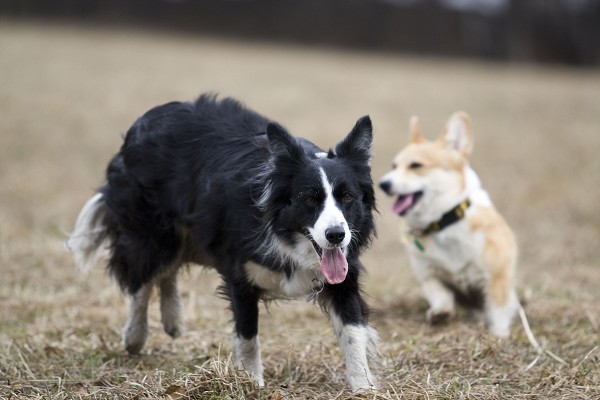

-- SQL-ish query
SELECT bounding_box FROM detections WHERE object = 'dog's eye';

[341,192,354,203]
[392,163,397,169]
[408,161,424,169]
[304,196,317,207]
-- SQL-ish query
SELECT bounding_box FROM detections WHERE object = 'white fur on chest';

[245,261,323,299]
[246,236,324,299]
[406,218,487,290]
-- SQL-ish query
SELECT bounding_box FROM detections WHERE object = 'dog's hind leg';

[158,268,185,339]
[485,282,518,338]
[123,283,153,354]
[482,228,518,337]
[226,279,264,387]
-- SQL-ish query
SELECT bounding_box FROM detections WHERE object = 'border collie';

[67,94,378,390]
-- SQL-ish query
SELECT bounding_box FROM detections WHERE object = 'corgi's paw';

[488,320,511,338]
[490,325,510,338]
[485,300,517,338]
[426,307,454,325]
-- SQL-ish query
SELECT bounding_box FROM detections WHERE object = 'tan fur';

[410,116,425,143]
[380,112,519,337]
[439,111,474,156]
[469,205,517,308]
[393,141,466,173]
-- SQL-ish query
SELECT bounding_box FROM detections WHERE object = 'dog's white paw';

[489,323,510,338]
[161,313,184,339]
[123,320,148,354]
[233,335,265,388]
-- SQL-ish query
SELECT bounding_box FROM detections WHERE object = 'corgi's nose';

[325,226,345,245]
[379,180,392,195]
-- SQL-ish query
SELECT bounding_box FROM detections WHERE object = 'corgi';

[379,112,518,337]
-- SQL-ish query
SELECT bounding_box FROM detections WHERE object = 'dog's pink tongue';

[321,247,348,284]
[392,194,414,215]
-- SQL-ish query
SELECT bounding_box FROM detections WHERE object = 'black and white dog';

[67,94,378,390]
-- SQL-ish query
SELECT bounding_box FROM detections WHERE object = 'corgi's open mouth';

[393,191,423,216]
[303,230,348,285]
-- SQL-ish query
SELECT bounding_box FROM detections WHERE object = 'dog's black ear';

[335,116,373,165]
[266,121,307,163]
[336,116,376,211]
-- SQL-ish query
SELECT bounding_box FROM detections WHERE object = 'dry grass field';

[1,21,599,399]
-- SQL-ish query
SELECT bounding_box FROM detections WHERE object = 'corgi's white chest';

[406,220,488,289]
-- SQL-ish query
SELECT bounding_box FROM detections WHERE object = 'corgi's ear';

[440,111,473,156]
[409,116,425,143]
[335,115,373,166]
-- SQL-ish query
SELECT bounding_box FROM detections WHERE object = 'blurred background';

[1,1,599,398]
[2,0,600,66]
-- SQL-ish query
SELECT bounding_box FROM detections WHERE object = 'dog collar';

[411,198,471,238]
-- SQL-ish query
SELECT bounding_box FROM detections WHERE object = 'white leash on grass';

[518,302,568,372]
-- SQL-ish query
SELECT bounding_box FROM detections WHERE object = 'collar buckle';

[417,198,471,237]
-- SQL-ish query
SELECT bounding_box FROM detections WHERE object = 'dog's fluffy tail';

[66,192,111,272]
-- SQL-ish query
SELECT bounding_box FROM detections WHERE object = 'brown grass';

[1,20,599,399]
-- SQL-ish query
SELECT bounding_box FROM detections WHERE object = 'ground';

[0,21,599,399]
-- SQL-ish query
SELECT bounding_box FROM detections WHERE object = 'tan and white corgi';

[379,112,518,337]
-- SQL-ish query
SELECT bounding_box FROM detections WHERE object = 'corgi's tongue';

[393,193,414,215]
[320,247,348,284]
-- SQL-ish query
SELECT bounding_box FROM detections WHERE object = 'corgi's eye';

[408,162,424,169]
[392,163,397,169]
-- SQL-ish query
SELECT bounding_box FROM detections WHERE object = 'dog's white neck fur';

[465,166,492,207]
[250,218,323,298]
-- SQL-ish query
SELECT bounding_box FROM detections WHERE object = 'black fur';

[94,94,376,339]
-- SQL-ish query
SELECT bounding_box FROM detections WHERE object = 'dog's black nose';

[325,226,345,245]
[379,180,391,195]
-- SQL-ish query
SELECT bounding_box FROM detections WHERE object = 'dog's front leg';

[420,277,456,324]
[409,256,455,324]
[226,279,265,387]
[321,276,378,392]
